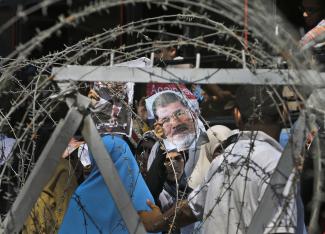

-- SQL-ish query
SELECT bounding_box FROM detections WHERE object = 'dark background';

[0,0,306,58]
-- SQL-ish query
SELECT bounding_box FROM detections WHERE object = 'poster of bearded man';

[146,90,207,152]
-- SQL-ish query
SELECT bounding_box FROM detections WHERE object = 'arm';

[202,84,234,100]
[139,200,198,233]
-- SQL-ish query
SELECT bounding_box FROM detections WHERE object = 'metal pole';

[52,66,325,86]
[195,53,201,68]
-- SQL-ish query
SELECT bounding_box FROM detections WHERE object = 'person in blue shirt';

[59,135,156,234]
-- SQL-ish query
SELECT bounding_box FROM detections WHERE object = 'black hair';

[235,85,282,124]
[152,92,187,119]
[301,0,325,17]
[153,33,180,57]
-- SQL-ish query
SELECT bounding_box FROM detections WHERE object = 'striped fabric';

[300,19,325,47]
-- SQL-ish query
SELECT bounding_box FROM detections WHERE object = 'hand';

[154,122,165,139]
[88,89,100,106]
[139,199,164,232]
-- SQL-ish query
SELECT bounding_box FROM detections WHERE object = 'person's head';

[234,85,282,137]
[201,90,210,102]
[152,92,196,149]
[137,97,148,121]
[205,125,232,162]
[154,45,177,61]
[136,131,157,177]
[301,0,325,30]
[164,151,185,181]
[153,34,178,61]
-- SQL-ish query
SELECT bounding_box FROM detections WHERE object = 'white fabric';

[205,125,232,159]
[147,141,160,171]
[115,57,152,67]
[78,143,91,167]
[188,125,231,189]
[0,134,15,166]
[188,131,297,234]
[187,148,211,189]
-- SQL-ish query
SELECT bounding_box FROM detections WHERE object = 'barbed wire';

[0,0,324,233]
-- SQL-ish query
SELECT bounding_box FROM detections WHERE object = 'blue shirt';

[59,135,155,234]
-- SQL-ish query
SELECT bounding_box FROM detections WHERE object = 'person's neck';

[242,123,281,142]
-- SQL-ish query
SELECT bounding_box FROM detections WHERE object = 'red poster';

[146,83,196,100]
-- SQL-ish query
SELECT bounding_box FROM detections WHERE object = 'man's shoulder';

[214,131,282,170]
[224,131,282,152]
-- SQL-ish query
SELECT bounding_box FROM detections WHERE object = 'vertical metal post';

[110,51,115,67]
[273,0,279,36]
[150,52,155,67]
[195,53,201,68]
[242,49,247,68]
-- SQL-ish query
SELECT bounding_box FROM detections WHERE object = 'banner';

[89,57,151,136]
[146,84,199,119]
[146,90,206,151]
[90,82,134,136]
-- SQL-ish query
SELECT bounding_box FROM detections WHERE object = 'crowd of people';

[55,3,325,232]
[53,82,306,234]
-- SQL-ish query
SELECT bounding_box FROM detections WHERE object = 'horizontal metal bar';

[52,66,325,86]
[81,115,146,234]
[2,106,84,233]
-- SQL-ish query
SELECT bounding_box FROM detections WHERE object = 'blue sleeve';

[102,135,155,211]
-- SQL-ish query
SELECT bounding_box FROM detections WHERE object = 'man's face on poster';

[155,101,196,150]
